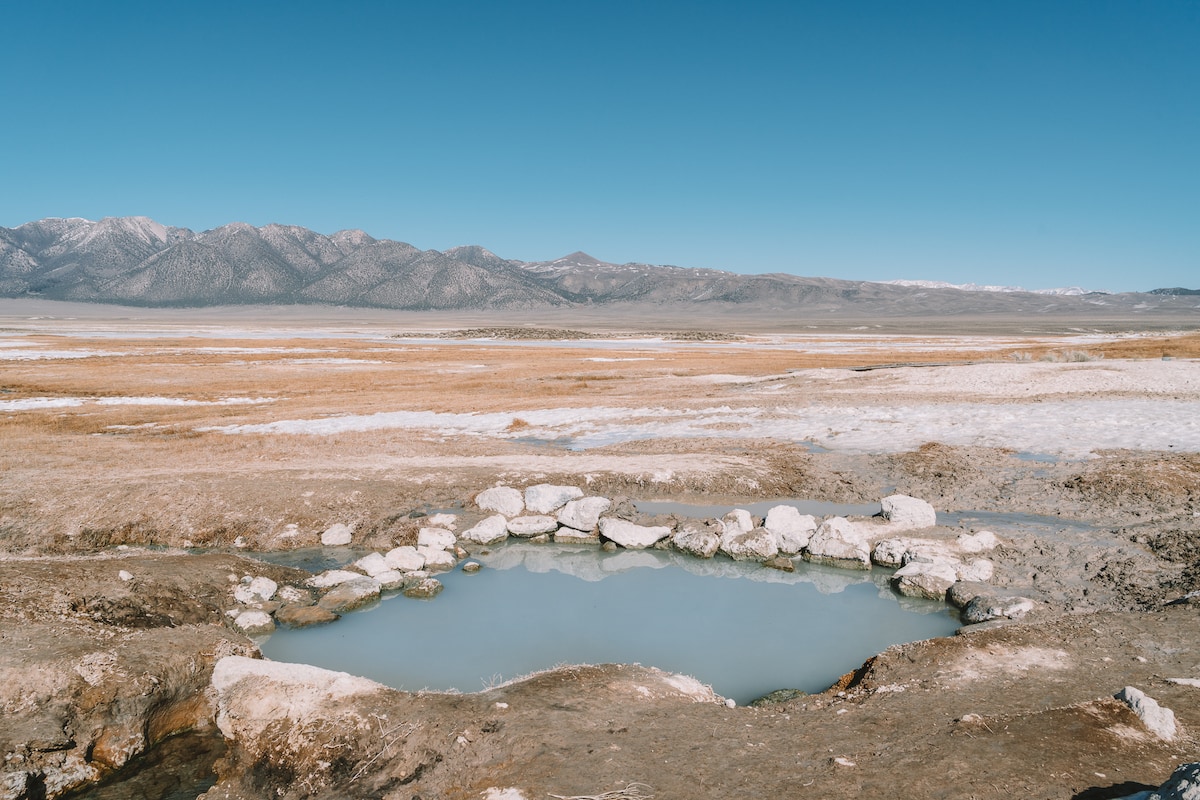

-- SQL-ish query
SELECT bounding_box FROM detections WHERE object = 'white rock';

[247,576,278,601]
[880,494,937,530]
[426,513,458,530]
[893,560,958,599]
[320,523,354,546]
[524,484,584,514]
[720,527,779,561]
[384,546,425,572]
[507,515,560,537]
[232,610,275,636]
[460,514,510,545]
[672,521,721,559]
[1115,686,1176,741]
[955,558,994,582]
[805,517,871,569]
[1131,762,1200,800]
[353,552,393,577]
[417,527,456,549]
[374,570,407,591]
[417,545,456,571]
[958,529,999,553]
[721,509,754,537]
[764,506,819,554]
[872,538,915,568]
[308,569,365,589]
[475,486,525,517]
[557,496,612,531]
[118,570,134,582]
[599,517,672,549]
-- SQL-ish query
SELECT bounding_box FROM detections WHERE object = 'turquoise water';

[261,542,958,704]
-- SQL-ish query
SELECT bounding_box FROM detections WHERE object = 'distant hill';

[2,217,1198,319]
[1149,287,1200,296]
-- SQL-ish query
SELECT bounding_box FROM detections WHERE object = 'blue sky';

[1,1,1196,291]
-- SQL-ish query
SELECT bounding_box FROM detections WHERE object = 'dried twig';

[548,783,654,800]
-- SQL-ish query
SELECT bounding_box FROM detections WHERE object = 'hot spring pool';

[260,541,958,704]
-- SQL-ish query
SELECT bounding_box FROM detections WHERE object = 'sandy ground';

[1,304,1199,799]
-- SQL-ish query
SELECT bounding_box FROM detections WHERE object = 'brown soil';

[2,313,1198,799]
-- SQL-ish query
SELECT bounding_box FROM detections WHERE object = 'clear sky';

[1,1,1196,291]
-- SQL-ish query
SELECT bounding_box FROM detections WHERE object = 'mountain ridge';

[1,217,1196,317]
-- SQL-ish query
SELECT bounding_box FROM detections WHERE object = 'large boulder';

[892,560,958,600]
[317,578,381,613]
[320,523,354,546]
[557,497,612,532]
[384,545,425,572]
[764,506,819,554]
[525,484,584,514]
[475,486,525,517]
[460,515,510,545]
[672,520,722,559]
[275,605,338,628]
[507,515,559,537]
[880,494,937,530]
[804,517,871,569]
[599,518,672,549]
[720,527,779,562]
[233,576,279,604]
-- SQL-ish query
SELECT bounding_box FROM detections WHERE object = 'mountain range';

[1,216,1196,318]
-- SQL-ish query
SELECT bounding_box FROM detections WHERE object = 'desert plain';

[1,299,1199,799]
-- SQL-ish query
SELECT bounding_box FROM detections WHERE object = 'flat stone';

[880,494,937,530]
[765,506,818,554]
[893,560,958,600]
[308,569,364,589]
[403,578,444,599]
[374,570,407,590]
[232,610,275,636]
[417,527,457,549]
[556,496,612,532]
[599,517,673,549]
[318,577,381,613]
[460,515,510,545]
[384,545,425,572]
[955,558,994,582]
[353,552,392,577]
[320,523,354,546]
[426,513,458,530]
[554,528,600,544]
[275,604,338,629]
[417,545,456,572]
[507,515,560,537]
[961,594,1035,624]
[476,486,525,517]
[524,484,583,514]
[462,561,482,574]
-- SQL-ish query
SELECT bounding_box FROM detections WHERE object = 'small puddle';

[261,542,957,705]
